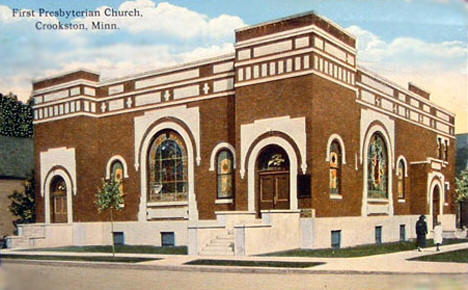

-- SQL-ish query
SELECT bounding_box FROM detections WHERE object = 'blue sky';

[0,0,467,132]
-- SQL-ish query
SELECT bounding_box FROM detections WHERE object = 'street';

[1,262,468,290]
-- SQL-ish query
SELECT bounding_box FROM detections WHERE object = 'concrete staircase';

[7,224,45,249]
[199,230,235,256]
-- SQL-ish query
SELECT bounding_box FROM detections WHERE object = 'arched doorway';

[256,145,290,214]
[432,185,440,228]
[50,176,67,223]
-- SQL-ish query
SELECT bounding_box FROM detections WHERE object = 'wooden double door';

[50,176,68,223]
[258,170,290,211]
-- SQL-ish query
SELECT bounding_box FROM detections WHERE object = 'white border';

[137,121,198,222]
[325,134,347,164]
[247,136,299,212]
[105,155,129,179]
[43,168,73,224]
[209,142,236,171]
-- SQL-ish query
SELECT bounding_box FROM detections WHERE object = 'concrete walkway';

[2,242,467,274]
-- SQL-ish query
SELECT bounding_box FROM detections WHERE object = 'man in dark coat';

[416,215,428,251]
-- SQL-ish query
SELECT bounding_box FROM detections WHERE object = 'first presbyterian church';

[10,12,457,255]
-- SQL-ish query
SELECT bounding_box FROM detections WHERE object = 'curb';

[2,258,467,276]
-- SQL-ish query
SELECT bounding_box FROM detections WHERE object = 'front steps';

[199,230,235,256]
[6,224,45,249]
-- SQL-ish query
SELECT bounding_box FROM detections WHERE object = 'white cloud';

[347,25,468,133]
[73,1,246,40]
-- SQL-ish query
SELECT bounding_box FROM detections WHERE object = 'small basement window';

[331,230,341,249]
[113,232,125,246]
[399,225,406,241]
[161,232,175,247]
[375,226,382,244]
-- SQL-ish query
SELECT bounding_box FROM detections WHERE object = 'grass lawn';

[261,239,468,258]
[21,245,187,255]
[0,254,159,263]
[410,249,468,263]
[184,259,324,268]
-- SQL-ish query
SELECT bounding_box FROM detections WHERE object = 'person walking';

[433,221,443,251]
[416,215,428,252]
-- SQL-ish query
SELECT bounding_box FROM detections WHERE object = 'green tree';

[0,92,33,137]
[456,169,468,202]
[8,174,36,232]
[95,177,124,257]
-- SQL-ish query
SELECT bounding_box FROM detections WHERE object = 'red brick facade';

[31,12,456,228]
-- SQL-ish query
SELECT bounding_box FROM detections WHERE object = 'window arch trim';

[396,156,408,177]
[209,142,236,171]
[105,155,129,180]
[325,134,346,164]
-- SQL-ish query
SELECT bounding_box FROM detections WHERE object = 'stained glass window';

[258,145,289,171]
[397,160,405,199]
[329,141,341,194]
[111,161,124,206]
[367,133,388,198]
[148,130,187,202]
[217,150,233,199]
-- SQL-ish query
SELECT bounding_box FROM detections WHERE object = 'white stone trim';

[360,108,395,167]
[137,121,198,222]
[40,147,77,197]
[427,172,445,229]
[134,105,200,171]
[358,66,455,117]
[209,142,236,171]
[215,199,233,204]
[396,156,408,177]
[236,24,356,54]
[100,53,235,86]
[105,155,129,180]
[43,168,73,224]
[325,134,347,164]
[356,100,454,140]
[34,92,234,125]
[358,83,453,128]
[360,113,394,216]
[240,116,307,178]
[247,136,299,212]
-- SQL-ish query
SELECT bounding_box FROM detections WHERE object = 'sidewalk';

[2,242,467,275]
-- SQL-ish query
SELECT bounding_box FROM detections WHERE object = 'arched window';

[367,133,388,199]
[397,160,405,199]
[217,150,234,199]
[329,141,341,194]
[148,130,187,202]
[111,161,124,206]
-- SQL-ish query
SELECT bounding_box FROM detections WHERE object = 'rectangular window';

[113,232,125,246]
[161,232,175,247]
[375,226,382,244]
[297,174,311,198]
[331,230,341,249]
[399,225,406,241]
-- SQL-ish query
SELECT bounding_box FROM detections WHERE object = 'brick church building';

[9,12,456,255]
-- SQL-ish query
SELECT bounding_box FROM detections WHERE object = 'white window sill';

[397,199,406,203]
[330,194,342,200]
[444,202,448,206]
[367,198,389,203]
[215,198,233,204]
[147,201,188,207]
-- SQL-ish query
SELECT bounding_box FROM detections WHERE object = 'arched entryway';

[432,185,440,228]
[50,176,67,223]
[256,145,290,214]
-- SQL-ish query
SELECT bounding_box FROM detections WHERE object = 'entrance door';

[50,176,67,223]
[256,145,290,214]
[432,185,440,228]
